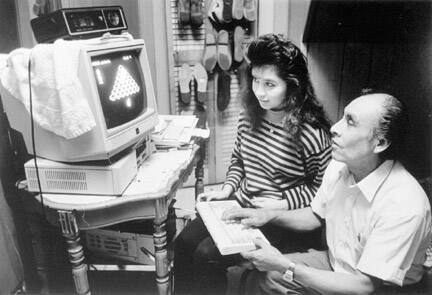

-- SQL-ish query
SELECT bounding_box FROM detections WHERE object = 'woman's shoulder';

[301,121,330,132]
[236,112,252,130]
[237,112,253,124]
[298,123,331,154]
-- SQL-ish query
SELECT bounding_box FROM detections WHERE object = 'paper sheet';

[123,149,193,196]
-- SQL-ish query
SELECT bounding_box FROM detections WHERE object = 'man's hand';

[197,190,229,202]
[240,238,289,273]
[221,208,273,227]
[251,197,288,209]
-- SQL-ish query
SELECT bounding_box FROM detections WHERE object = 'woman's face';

[251,65,287,110]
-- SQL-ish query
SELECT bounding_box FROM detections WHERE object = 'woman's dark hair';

[241,33,330,140]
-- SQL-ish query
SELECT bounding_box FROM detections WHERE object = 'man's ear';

[374,137,390,154]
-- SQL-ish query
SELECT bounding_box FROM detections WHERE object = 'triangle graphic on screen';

[109,65,140,102]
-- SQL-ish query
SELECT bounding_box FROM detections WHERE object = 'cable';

[337,42,347,116]
[28,52,46,217]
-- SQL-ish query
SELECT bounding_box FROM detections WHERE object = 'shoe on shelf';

[243,0,257,21]
[232,0,243,20]
[176,48,205,66]
[208,0,224,24]
[192,62,208,104]
[217,70,231,111]
[222,0,233,23]
[233,26,245,63]
[178,63,193,105]
[178,0,191,25]
[190,0,203,27]
[202,31,218,72]
[217,29,232,71]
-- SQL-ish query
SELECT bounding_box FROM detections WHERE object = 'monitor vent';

[44,170,86,181]
[27,170,37,179]
[28,179,39,189]
[46,180,88,191]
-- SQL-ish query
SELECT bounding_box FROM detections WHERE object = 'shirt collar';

[339,160,395,202]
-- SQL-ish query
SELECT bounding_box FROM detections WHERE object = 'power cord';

[28,52,46,217]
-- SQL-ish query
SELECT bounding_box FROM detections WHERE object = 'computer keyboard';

[209,203,262,244]
[424,243,432,268]
[196,200,269,255]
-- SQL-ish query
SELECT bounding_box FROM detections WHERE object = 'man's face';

[330,95,384,166]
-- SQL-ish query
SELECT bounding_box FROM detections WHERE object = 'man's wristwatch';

[282,262,296,282]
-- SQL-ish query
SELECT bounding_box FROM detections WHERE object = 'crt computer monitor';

[0,38,158,162]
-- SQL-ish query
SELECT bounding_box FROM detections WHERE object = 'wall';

[258,0,311,53]
[276,0,431,178]
[0,1,26,293]
[12,0,171,114]
[0,100,24,295]
[0,0,20,52]
[306,34,432,178]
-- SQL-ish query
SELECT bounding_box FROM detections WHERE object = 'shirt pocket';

[352,226,372,257]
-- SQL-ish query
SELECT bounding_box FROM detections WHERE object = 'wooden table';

[29,138,206,295]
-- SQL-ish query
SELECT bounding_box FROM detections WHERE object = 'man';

[223,93,432,294]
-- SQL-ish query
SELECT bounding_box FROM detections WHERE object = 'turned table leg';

[195,141,206,199]
[58,211,90,295]
[153,198,171,295]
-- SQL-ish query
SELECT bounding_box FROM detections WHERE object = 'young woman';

[174,34,332,295]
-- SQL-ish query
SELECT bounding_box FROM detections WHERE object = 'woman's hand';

[251,197,288,210]
[197,190,230,202]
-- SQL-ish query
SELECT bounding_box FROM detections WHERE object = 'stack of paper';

[123,149,193,196]
[152,115,198,147]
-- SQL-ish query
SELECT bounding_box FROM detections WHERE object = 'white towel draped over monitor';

[0,39,96,139]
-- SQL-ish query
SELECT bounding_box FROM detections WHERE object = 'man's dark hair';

[361,89,410,161]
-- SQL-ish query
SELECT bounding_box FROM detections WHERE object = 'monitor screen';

[91,49,147,129]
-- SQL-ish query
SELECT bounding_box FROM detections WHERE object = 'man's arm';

[222,207,321,232]
[270,207,322,231]
[242,239,380,295]
[294,264,379,295]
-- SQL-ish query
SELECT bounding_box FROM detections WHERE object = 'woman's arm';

[223,119,246,193]
[197,185,233,201]
[283,128,332,209]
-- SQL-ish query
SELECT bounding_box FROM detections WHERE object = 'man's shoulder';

[388,162,426,194]
[380,161,430,213]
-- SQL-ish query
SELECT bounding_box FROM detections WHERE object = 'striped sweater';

[224,114,332,210]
